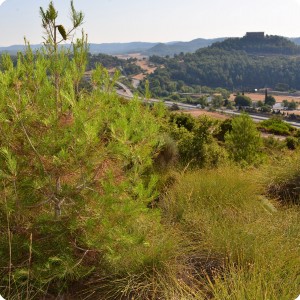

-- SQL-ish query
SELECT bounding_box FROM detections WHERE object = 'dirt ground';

[132,73,146,81]
[135,59,157,74]
[230,93,300,103]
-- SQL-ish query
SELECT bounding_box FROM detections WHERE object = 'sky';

[1,0,300,46]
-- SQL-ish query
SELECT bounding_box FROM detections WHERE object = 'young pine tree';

[0,2,175,298]
[225,113,262,165]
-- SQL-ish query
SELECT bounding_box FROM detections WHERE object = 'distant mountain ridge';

[143,38,226,56]
[0,44,42,54]
[0,42,158,55]
[0,38,230,56]
[0,39,226,56]
[1,36,300,56]
[88,42,158,55]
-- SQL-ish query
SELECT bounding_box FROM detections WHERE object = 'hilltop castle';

[245,32,265,39]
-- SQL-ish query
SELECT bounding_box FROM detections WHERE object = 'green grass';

[160,167,300,299]
[263,152,300,204]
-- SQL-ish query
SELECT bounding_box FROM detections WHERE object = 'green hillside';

[1,2,300,300]
[144,38,300,96]
[212,34,300,55]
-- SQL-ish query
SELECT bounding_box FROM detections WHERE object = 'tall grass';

[263,151,300,204]
[161,167,300,299]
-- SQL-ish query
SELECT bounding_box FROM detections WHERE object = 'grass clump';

[161,167,300,299]
[263,153,300,205]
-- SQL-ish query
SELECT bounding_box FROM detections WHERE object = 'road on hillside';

[115,81,134,98]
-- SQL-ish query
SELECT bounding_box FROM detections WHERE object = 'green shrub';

[169,112,195,131]
[214,118,232,142]
[170,116,228,168]
[225,114,262,165]
[259,117,293,135]
[286,136,299,150]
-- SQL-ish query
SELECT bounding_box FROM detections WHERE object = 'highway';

[115,88,300,129]
[217,109,300,128]
[115,81,134,98]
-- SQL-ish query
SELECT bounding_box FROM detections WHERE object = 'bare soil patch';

[230,93,300,103]
[132,73,146,81]
[135,59,157,74]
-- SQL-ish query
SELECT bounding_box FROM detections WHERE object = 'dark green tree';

[283,100,299,110]
[283,99,289,108]
[234,94,252,107]
[265,95,276,106]
[211,95,224,108]
[170,113,195,131]
[257,100,264,108]
[197,96,208,108]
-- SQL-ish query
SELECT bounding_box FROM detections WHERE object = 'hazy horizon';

[1,0,300,46]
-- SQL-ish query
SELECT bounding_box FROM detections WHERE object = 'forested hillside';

[212,34,300,55]
[146,41,300,96]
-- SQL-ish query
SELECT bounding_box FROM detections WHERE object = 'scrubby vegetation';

[258,117,296,136]
[0,2,300,299]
